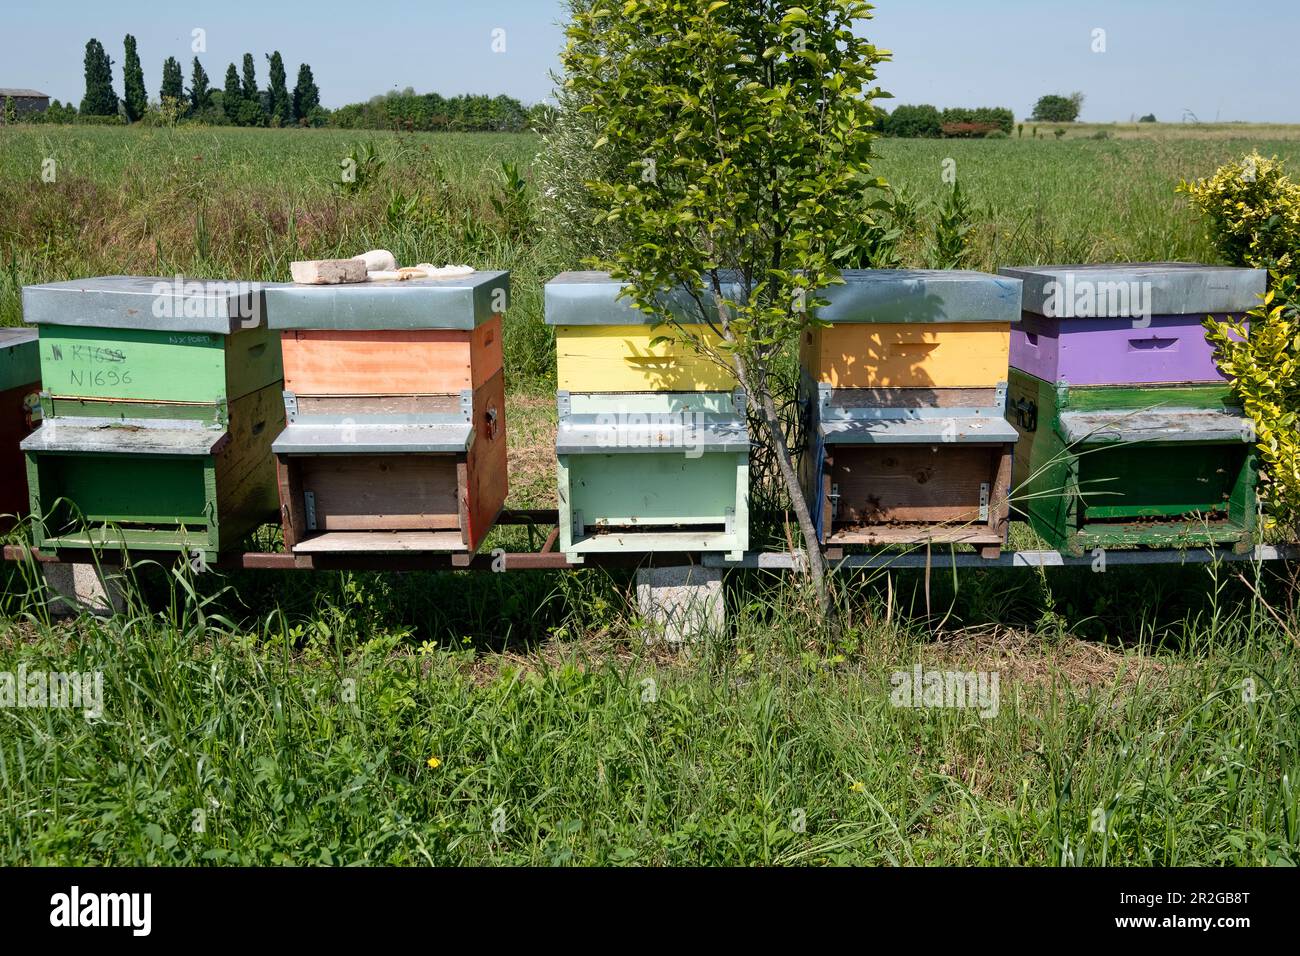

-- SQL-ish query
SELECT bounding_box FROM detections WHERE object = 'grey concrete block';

[43,563,126,618]
[636,565,725,645]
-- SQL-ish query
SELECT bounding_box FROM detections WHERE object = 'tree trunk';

[756,386,830,616]
[731,352,830,617]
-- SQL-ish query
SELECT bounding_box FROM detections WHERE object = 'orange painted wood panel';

[470,316,504,391]
[281,329,472,396]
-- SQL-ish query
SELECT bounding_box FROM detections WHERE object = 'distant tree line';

[329,90,535,132]
[32,36,324,126]
[216,51,323,127]
[33,37,533,133]
[881,105,1015,139]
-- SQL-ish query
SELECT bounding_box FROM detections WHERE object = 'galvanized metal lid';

[23,276,270,335]
[545,271,740,326]
[272,421,474,454]
[999,263,1266,318]
[264,271,509,330]
[817,270,1022,324]
[0,327,40,388]
[819,414,1019,445]
[547,269,1021,325]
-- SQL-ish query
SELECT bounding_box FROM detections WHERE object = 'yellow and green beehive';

[546,272,750,563]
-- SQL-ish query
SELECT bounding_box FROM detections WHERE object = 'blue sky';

[2,0,1295,122]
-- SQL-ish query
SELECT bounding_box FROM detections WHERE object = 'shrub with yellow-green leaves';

[1179,151,1300,272]
[1205,279,1300,537]
[1181,153,1300,538]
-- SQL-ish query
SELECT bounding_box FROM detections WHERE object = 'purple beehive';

[997,263,1266,386]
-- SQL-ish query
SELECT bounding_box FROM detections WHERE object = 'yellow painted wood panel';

[555,325,735,392]
[803,322,1010,389]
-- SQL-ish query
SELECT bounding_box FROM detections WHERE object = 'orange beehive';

[264,273,509,555]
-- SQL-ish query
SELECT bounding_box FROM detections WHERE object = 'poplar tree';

[79,39,118,116]
[222,63,241,123]
[189,57,211,113]
[160,57,185,107]
[292,63,321,123]
[266,51,291,126]
[122,34,147,121]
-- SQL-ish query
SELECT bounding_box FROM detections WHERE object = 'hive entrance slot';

[828,445,1002,527]
[294,455,462,532]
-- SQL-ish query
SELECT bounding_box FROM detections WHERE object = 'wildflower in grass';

[426,756,442,769]
[850,781,866,793]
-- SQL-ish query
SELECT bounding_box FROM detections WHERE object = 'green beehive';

[21,276,285,561]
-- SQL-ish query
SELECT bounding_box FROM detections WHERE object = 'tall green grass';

[0,554,1295,865]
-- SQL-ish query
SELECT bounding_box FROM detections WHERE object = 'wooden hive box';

[547,272,750,562]
[999,263,1265,555]
[0,328,41,530]
[20,276,284,561]
[799,270,1023,557]
[263,272,509,555]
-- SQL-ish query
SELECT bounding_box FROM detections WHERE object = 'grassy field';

[0,123,1297,865]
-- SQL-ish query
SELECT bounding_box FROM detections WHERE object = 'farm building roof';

[0,89,49,98]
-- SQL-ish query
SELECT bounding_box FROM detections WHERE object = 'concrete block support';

[635,565,726,645]
[43,563,126,618]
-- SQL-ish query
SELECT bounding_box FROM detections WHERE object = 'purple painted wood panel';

[1009,312,1244,386]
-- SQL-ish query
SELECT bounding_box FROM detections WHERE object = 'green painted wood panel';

[0,330,40,390]
[35,454,210,526]
[566,451,739,524]
[38,324,281,405]
[224,325,282,401]
[1059,382,1236,412]
[1078,445,1243,519]
[40,326,226,403]
[1006,368,1256,555]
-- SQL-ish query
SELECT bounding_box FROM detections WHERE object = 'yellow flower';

[849,781,866,793]
[426,756,442,769]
